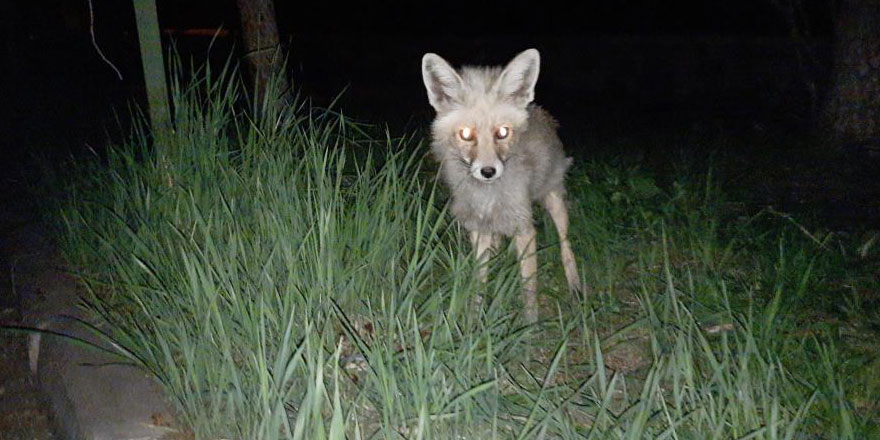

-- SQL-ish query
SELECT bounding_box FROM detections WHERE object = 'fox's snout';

[470,156,504,182]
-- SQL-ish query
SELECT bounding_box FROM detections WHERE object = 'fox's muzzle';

[470,159,504,182]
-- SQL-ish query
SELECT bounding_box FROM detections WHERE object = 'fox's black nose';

[480,167,496,179]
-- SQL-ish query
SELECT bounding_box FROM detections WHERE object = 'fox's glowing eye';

[459,127,475,142]
[495,126,510,140]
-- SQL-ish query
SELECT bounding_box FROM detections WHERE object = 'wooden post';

[132,0,170,135]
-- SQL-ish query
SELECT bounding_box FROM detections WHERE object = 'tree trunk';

[235,0,288,104]
[824,0,880,150]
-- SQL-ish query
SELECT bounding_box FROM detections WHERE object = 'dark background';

[5,0,862,225]
[2,0,834,150]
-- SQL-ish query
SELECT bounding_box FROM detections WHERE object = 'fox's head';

[421,49,541,182]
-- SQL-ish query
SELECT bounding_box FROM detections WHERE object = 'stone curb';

[19,224,177,440]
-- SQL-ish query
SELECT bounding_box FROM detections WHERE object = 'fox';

[421,48,582,323]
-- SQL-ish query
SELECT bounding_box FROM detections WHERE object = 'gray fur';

[422,48,582,321]
[442,106,571,236]
[422,49,572,237]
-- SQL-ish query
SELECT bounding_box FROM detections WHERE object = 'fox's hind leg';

[544,191,582,293]
[515,226,538,323]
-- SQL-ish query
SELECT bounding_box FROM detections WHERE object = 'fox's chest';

[473,198,496,219]
[450,181,533,236]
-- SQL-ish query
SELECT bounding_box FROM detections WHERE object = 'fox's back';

[516,105,572,199]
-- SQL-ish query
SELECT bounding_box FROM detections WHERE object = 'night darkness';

[4,1,834,148]
[5,1,876,237]
[4,0,857,221]
[3,1,880,437]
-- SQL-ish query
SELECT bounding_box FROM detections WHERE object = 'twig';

[766,206,831,250]
[87,0,123,80]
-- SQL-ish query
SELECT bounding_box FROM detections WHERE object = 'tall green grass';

[55,62,873,438]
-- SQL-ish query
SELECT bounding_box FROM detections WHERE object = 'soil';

[0,308,56,440]
[0,184,56,439]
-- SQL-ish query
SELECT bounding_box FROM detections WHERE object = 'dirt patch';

[0,192,57,439]
[0,308,55,439]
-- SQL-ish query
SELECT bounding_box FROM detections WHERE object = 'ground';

[0,194,55,439]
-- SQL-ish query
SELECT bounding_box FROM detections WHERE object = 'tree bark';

[235,0,288,104]
[824,0,880,149]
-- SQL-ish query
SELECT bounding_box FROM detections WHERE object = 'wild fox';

[421,48,581,323]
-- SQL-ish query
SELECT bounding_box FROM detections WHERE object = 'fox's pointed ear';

[496,48,540,108]
[422,53,463,112]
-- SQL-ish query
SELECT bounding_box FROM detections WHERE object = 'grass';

[51,60,880,439]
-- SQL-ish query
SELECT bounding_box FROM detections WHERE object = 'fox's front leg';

[469,231,497,308]
[469,230,497,282]
[515,226,538,323]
